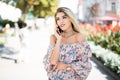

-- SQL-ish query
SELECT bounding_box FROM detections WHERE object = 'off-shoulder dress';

[43,41,92,80]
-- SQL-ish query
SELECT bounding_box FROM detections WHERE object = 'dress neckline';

[49,40,87,47]
[60,40,86,46]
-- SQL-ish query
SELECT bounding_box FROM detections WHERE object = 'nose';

[59,18,64,23]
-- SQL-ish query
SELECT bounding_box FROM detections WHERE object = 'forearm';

[56,62,74,70]
[50,39,61,64]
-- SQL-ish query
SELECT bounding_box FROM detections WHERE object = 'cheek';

[56,21,60,26]
[66,20,72,27]
[66,19,71,24]
[63,23,70,30]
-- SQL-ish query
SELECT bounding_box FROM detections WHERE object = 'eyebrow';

[56,14,67,19]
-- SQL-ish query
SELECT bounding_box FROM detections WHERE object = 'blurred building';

[106,0,120,17]
[78,0,120,22]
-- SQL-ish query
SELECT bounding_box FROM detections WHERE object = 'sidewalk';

[0,29,115,80]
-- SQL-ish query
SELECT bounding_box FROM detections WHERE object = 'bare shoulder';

[75,33,86,42]
[49,34,57,44]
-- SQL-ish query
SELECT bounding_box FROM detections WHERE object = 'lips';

[60,24,65,27]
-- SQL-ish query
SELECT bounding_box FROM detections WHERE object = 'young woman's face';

[56,12,72,31]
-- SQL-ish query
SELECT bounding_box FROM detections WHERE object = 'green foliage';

[0,20,15,28]
[7,0,59,18]
[16,0,29,13]
[17,19,25,29]
[91,42,120,76]
[88,31,120,54]
[32,0,59,18]
[0,41,4,47]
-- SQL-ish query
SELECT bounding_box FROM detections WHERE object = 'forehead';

[56,12,66,17]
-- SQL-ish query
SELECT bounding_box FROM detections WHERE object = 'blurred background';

[0,0,120,80]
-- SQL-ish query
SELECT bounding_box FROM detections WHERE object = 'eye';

[56,17,59,21]
[63,16,67,19]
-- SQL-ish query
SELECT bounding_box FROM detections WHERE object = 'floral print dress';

[43,41,92,80]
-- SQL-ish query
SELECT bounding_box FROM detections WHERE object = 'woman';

[43,7,92,80]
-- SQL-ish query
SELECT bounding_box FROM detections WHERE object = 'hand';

[54,26,62,40]
[56,62,74,71]
[56,62,67,70]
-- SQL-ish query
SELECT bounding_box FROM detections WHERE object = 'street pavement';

[0,28,115,80]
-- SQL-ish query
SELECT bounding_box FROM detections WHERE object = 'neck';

[64,29,74,34]
[63,29,74,38]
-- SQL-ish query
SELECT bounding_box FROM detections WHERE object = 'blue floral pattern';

[43,41,92,80]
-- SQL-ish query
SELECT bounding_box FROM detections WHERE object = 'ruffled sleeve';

[43,44,55,72]
[71,41,92,78]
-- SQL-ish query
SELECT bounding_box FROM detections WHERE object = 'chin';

[61,27,66,31]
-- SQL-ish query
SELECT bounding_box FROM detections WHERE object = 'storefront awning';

[95,16,119,21]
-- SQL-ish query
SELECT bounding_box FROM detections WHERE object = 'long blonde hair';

[54,7,80,33]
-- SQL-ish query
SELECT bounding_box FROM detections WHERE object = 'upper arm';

[76,33,92,57]
[50,34,57,45]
